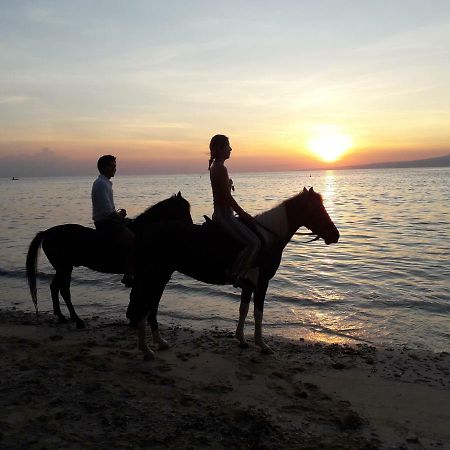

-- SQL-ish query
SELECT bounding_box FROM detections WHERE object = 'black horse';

[126,187,340,359]
[26,193,192,328]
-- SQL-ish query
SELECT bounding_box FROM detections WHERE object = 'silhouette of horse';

[126,187,340,359]
[26,193,192,328]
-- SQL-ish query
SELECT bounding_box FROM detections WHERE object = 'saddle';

[202,215,266,250]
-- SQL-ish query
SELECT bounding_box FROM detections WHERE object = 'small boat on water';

[11,177,19,181]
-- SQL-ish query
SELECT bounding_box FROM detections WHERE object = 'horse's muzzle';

[324,228,340,245]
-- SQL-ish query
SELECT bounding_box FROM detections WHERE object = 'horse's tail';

[26,231,46,313]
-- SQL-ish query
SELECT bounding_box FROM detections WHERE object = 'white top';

[91,174,116,221]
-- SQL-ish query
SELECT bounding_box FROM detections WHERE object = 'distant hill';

[339,154,450,170]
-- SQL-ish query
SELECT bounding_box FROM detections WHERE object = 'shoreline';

[1,309,449,449]
[3,275,447,354]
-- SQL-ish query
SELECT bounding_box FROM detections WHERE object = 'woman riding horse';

[209,134,260,289]
[128,187,340,360]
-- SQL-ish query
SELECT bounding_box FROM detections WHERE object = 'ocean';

[0,168,449,352]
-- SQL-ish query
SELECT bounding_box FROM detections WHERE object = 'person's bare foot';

[121,274,134,287]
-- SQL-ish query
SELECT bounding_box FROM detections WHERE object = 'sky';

[1,0,449,176]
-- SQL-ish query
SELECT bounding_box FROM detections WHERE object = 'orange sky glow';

[1,2,449,176]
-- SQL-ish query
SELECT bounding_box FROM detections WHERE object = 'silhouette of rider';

[91,155,134,287]
[208,135,260,288]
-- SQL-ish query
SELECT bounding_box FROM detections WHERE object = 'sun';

[308,129,352,163]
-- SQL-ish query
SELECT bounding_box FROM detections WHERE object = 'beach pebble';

[332,362,346,370]
[337,412,363,430]
[294,390,308,399]
[49,334,64,341]
[83,382,102,394]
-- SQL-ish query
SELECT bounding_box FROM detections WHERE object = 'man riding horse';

[92,155,135,287]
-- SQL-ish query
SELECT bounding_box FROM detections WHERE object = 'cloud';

[0,95,33,105]
[0,148,92,177]
[0,147,207,177]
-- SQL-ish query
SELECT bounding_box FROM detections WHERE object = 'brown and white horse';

[127,187,340,359]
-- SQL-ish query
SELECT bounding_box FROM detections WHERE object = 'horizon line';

[3,163,449,179]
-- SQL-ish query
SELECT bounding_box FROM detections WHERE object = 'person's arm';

[212,165,253,222]
[92,181,124,219]
[229,194,253,222]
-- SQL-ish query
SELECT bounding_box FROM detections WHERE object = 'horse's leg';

[147,271,172,350]
[128,283,155,359]
[129,270,172,358]
[151,326,170,350]
[50,272,67,323]
[253,280,273,354]
[235,287,253,348]
[59,267,85,329]
[138,315,155,360]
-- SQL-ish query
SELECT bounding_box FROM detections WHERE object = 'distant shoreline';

[331,153,450,171]
[1,160,449,179]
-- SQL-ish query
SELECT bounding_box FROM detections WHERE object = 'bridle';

[254,219,321,244]
[295,231,321,243]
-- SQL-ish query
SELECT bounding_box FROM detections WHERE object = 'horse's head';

[288,187,339,245]
[302,187,339,245]
[169,191,194,224]
[133,191,193,230]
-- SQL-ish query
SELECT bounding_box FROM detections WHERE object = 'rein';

[295,232,321,243]
[254,219,320,244]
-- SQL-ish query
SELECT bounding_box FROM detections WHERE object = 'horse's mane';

[255,188,323,220]
[133,195,191,227]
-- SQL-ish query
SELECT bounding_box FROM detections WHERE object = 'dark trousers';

[94,218,135,275]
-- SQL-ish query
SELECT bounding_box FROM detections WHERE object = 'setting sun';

[308,128,352,163]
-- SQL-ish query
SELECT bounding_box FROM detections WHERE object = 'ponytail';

[208,134,229,171]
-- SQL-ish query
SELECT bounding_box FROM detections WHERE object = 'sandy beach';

[0,308,448,449]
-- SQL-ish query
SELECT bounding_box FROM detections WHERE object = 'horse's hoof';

[76,320,86,329]
[143,351,155,361]
[238,341,250,349]
[260,345,274,355]
[256,341,274,354]
[157,340,170,351]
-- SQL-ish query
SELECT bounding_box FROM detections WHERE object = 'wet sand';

[0,309,449,449]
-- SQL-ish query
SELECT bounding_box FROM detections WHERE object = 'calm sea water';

[0,168,449,351]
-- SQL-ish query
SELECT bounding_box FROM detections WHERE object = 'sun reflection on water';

[1,168,448,351]
[323,170,336,205]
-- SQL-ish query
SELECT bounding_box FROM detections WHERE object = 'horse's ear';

[309,187,314,193]
[302,187,308,194]
[177,191,181,198]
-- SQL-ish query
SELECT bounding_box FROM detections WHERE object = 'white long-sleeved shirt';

[91,174,116,221]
